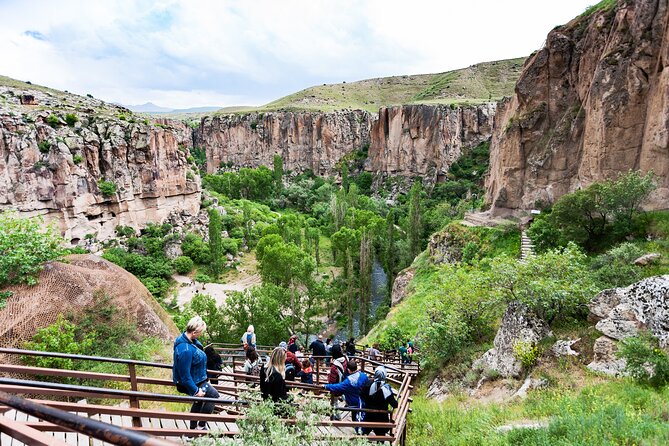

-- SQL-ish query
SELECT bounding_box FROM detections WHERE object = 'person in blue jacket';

[323,359,368,430]
[172,316,220,430]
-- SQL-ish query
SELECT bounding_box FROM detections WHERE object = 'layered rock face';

[196,104,495,180]
[196,110,372,176]
[487,0,669,214]
[0,86,201,243]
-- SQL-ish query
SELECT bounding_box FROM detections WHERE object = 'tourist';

[287,334,299,353]
[280,341,303,373]
[360,366,398,437]
[172,316,220,430]
[295,346,304,359]
[243,347,261,376]
[260,347,290,412]
[325,337,333,366]
[346,337,357,356]
[241,325,256,350]
[407,340,414,363]
[323,360,369,430]
[367,343,382,362]
[327,343,348,419]
[399,343,409,364]
[310,334,327,358]
[204,345,223,385]
[296,358,314,384]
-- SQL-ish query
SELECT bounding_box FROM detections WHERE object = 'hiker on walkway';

[241,325,256,350]
[279,341,303,373]
[360,366,398,437]
[243,347,261,376]
[399,342,409,364]
[287,334,299,353]
[296,358,314,384]
[323,360,369,429]
[310,334,327,358]
[204,345,223,385]
[172,316,220,430]
[326,343,348,418]
[260,347,290,415]
[345,337,357,356]
[367,343,382,362]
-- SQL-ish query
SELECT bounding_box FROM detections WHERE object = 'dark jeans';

[190,381,220,429]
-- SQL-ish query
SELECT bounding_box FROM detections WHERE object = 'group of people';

[172,317,399,435]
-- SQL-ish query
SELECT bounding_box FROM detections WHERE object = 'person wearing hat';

[360,366,397,436]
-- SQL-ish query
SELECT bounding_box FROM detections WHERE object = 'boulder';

[472,301,553,378]
[587,336,627,376]
[634,253,661,266]
[588,276,669,347]
[391,267,415,306]
[551,338,580,357]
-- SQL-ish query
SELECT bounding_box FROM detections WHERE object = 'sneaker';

[196,423,209,431]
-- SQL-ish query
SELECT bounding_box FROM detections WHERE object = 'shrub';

[221,237,239,255]
[65,113,78,126]
[98,180,117,197]
[377,323,408,351]
[194,272,212,283]
[618,332,669,388]
[181,233,211,264]
[38,140,51,153]
[46,114,60,127]
[0,212,65,286]
[23,315,93,370]
[173,256,194,274]
[72,154,83,164]
[115,225,136,238]
[140,277,171,297]
[513,340,541,370]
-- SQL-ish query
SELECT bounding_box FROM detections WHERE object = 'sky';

[0,0,597,109]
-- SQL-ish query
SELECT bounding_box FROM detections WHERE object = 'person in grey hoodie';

[172,316,220,430]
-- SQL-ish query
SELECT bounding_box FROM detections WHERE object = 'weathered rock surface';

[391,267,415,307]
[487,0,669,214]
[634,253,661,266]
[473,301,553,378]
[0,83,201,243]
[551,338,580,357]
[588,275,669,347]
[196,104,495,182]
[587,335,627,376]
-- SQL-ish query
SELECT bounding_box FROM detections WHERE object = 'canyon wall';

[486,0,669,214]
[197,104,495,181]
[0,86,201,244]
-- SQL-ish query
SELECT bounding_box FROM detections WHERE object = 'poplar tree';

[359,230,373,334]
[408,182,424,260]
[209,208,223,277]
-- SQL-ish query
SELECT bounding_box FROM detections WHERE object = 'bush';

[0,213,65,286]
[140,277,171,297]
[194,272,212,283]
[38,140,51,153]
[618,332,669,388]
[181,233,211,264]
[98,180,117,197]
[377,323,408,351]
[23,315,92,370]
[65,113,78,126]
[46,114,60,127]
[590,242,644,288]
[513,340,541,370]
[72,154,83,164]
[115,225,136,238]
[221,237,239,255]
[173,256,194,274]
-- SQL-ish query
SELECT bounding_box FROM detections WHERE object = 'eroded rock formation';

[196,104,495,182]
[0,85,201,243]
[487,0,669,214]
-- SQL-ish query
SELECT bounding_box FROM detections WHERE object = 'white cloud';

[0,0,596,108]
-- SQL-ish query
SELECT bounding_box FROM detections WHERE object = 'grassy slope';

[217,57,525,114]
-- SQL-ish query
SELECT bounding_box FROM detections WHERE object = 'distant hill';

[127,103,223,115]
[219,57,526,114]
[127,102,173,113]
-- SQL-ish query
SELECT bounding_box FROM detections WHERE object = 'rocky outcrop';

[391,267,415,307]
[196,110,372,176]
[0,84,201,243]
[587,336,627,376]
[473,301,553,378]
[196,104,495,181]
[487,0,669,214]
[588,275,669,347]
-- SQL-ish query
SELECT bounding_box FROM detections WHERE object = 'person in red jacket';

[279,341,302,375]
[327,343,348,420]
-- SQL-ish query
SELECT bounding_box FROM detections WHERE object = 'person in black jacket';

[204,345,223,385]
[360,366,398,436]
[260,347,291,415]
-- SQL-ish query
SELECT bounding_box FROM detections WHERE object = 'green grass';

[409,380,669,446]
[215,57,525,115]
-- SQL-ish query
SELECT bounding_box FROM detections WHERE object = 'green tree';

[273,154,284,196]
[407,181,424,259]
[24,315,93,370]
[359,230,373,334]
[341,164,350,193]
[385,209,396,296]
[209,208,223,277]
[0,212,65,287]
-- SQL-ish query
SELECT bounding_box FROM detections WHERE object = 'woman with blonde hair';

[259,347,289,403]
[172,316,220,430]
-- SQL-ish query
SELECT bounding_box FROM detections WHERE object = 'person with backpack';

[360,366,398,437]
[260,347,291,415]
[241,325,256,350]
[407,340,414,363]
[323,360,369,432]
[243,347,261,376]
[204,345,223,385]
[327,343,348,419]
[172,316,220,430]
[296,358,314,384]
[279,341,302,380]
[345,337,357,356]
[399,342,409,364]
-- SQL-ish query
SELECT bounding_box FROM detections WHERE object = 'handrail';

[0,391,178,446]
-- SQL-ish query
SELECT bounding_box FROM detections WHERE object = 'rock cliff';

[486,0,669,214]
[0,82,201,243]
[196,104,495,181]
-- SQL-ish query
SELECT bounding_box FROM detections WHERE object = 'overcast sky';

[0,0,596,109]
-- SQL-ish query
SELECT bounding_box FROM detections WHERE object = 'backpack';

[285,364,296,381]
[246,333,253,347]
[247,360,261,376]
[333,360,345,383]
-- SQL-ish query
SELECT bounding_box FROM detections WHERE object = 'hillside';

[217,57,525,114]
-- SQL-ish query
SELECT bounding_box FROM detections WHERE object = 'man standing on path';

[323,360,369,432]
[310,334,327,358]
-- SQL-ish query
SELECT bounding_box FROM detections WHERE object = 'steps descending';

[520,231,536,262]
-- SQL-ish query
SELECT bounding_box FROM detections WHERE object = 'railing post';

[127,363,141,428]
[315,358,320,385]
